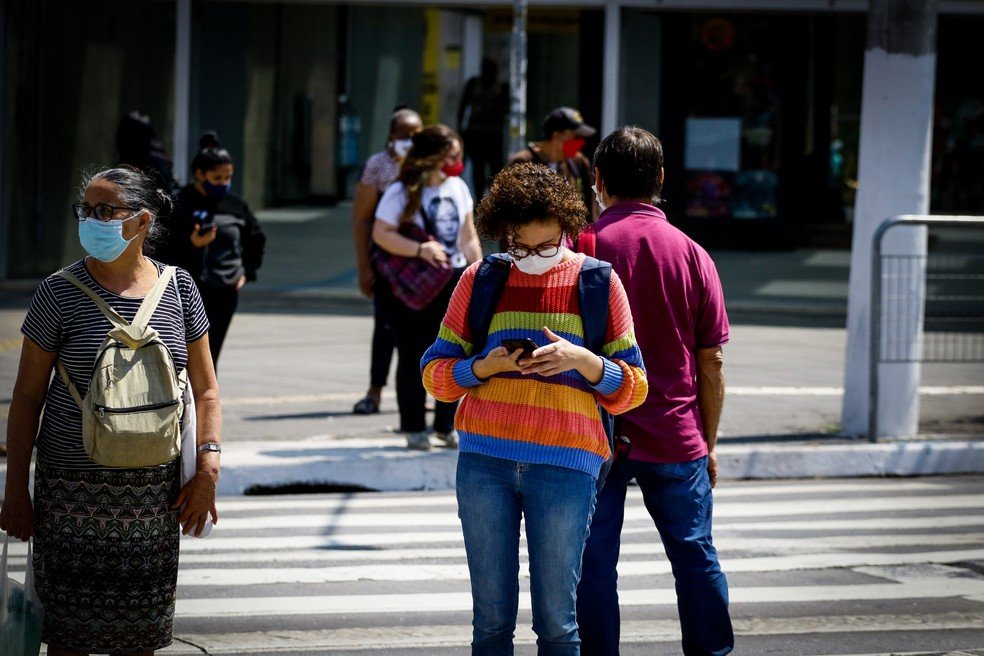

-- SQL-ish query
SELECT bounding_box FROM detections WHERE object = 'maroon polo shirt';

[586,202,729,463]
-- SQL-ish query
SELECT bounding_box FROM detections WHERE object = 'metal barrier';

[868,215,984,441]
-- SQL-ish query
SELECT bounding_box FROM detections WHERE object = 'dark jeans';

[388,271,460,433]
[198,284,238,369]
[577,456,734,656]
[370,275,396,388]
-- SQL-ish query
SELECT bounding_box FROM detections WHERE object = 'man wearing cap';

[507,106,598,219]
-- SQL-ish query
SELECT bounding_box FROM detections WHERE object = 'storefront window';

[679,15,782,221]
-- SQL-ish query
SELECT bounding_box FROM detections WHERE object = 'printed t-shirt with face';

[375,177,473,268]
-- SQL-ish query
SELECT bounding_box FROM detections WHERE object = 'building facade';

[1,0,982,278]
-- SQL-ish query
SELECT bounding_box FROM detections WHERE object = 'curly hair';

[475,162,587,242]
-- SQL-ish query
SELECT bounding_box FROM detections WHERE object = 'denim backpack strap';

[467,253,513,355]
[578,256,618,488]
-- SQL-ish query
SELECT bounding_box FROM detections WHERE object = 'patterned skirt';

[33,458,181,654]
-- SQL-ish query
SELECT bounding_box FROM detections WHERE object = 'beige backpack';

[55,267,186,468]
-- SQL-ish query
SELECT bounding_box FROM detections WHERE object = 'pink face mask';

[562,137,586,159]
[441,160,465,177]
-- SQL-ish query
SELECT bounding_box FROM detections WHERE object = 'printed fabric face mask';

[513,243,566,275]
[391,138,413,158]
[78,215,139,262]
[202,180,231,200]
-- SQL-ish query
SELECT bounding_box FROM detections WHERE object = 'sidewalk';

[1,204,981,493]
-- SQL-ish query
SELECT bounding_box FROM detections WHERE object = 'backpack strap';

[577,256,617,488]
[578,256,611,355]
[132,266,177,330]
[467,253,513,355]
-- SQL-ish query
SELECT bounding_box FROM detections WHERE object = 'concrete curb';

[212,438,984,495]
[3,440,980,496]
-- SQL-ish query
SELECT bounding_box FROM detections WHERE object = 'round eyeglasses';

[507,235,564,260]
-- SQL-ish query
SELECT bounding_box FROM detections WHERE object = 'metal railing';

[868,215,984,441]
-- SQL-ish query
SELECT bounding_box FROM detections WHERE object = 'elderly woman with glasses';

[421,162,648,655]
[0,167,220,655]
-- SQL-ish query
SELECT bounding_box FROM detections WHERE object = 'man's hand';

[707,450,718,488]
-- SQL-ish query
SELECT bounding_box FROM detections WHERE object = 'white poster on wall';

[684,117,742,172]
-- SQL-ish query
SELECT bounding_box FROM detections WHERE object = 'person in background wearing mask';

[420,162,647,654]
[507,106,599,221]
[1,167,219,654]
[351,108,423,415]
[372,124,482,450]
[161,132,266,369]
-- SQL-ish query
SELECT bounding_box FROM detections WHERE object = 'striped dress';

[20,258,209,653]
[421,253,648,479]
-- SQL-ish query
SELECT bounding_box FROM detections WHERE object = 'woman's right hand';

[0,488,34,541]
[472,346,526,380]
[418,240,450,268]
[190,224,218,248]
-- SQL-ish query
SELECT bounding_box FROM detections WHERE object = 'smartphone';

[195,210,214,236]
[500,338,538,360]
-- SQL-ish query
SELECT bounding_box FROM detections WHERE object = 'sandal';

[352,395,380,415]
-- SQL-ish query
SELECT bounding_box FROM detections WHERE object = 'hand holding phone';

[500,338,538,361]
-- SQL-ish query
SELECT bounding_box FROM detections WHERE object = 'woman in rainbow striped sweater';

[421,163,648,655]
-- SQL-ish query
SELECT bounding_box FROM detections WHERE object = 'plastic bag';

[1,534,43,656]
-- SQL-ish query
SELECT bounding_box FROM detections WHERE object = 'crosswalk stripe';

[173,567,984,618]
[174,549,984,586]
[153,612,984,654]
[212,480,953,512]
[190,494,984,531]
[7,532,980,573]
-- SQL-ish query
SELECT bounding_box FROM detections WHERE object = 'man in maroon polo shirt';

[576,126,734,656]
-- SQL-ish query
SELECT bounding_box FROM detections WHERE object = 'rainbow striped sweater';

[421,253,648,479]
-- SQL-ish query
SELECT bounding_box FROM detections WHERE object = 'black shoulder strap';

[468,253,513,355]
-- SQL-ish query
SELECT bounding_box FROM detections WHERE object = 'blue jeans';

[577,456,734,656]
[456,451,598,656]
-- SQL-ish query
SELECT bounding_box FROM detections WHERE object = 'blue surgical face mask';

[78,215,139,262]
[202,180,231,200]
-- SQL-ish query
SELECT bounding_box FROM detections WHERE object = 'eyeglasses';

[507,235,564,260]
[72,203,140,222]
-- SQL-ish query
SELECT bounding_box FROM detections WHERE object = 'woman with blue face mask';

[159,131,266,369]
[1,167,221,655]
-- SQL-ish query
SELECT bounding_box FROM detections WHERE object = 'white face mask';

[513,243,567,275]
[391,138,413,158]
[592,184,607,211]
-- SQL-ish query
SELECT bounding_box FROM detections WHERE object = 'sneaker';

[406,431,433,451]
[436,430,459,449]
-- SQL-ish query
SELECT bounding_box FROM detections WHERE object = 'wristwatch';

[196,442,222,454]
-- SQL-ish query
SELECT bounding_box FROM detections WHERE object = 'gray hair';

[80,167,174,255]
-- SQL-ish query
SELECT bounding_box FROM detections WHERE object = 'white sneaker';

[406,431,433,451]
[436,430,459,449]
